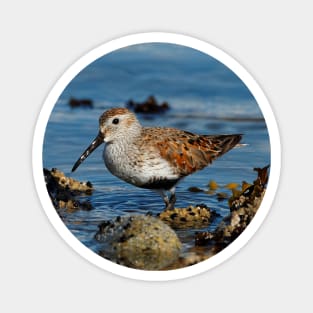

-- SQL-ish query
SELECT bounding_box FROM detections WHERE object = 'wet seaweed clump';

[126,95,170,114]
[96,214,182,270]
[68,97,93,109]
[44,168,94,213]
[159,204,219,229]
[195,165,269,249]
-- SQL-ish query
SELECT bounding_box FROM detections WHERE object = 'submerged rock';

[96,215,181,270]
[188,186,204,193]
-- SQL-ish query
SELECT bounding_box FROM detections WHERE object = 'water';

[43,43,270,260]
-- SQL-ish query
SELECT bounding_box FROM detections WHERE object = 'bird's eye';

[112,118,119,125]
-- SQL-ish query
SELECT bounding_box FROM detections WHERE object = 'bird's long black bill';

[71,133,104,172]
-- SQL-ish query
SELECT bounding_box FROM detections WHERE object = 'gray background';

[1,1,311,312]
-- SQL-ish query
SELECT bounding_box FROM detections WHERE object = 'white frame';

[32,32,281,281]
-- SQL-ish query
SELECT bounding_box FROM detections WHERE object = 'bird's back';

[140,127,242,177]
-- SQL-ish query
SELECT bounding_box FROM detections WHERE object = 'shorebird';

[72,108,242,210]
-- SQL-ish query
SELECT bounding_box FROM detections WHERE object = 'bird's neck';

[112,123,142,148]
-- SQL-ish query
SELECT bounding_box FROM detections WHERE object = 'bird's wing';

[141,128,242,176]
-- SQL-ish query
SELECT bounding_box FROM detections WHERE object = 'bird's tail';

[208,134,243,157]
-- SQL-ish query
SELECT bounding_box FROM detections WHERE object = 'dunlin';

[72,108,242,210]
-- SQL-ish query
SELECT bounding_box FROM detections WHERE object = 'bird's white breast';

[103,142,178,187]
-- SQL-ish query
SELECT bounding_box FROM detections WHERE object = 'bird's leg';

[163,196,170,207]
[157,188,177,211]
[165,193,176,211]
[164,187,176,211]
[156,189,170,209]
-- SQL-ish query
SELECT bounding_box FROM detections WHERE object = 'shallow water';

[42,43,270,263]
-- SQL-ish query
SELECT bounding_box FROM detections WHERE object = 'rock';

[58,199,93,212]
[69,97,93,109]
[194,231,214,246]
[164,252,210,270]
[195,165,269,248]
[159,204,217,229]
[49,168,93,193]
[126,95,170,114]
[44,168,94,213]
[96,215,181,270]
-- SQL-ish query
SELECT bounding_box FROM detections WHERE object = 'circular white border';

[32,32,281,281]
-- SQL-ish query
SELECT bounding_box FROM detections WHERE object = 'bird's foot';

[164,202,175,211]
